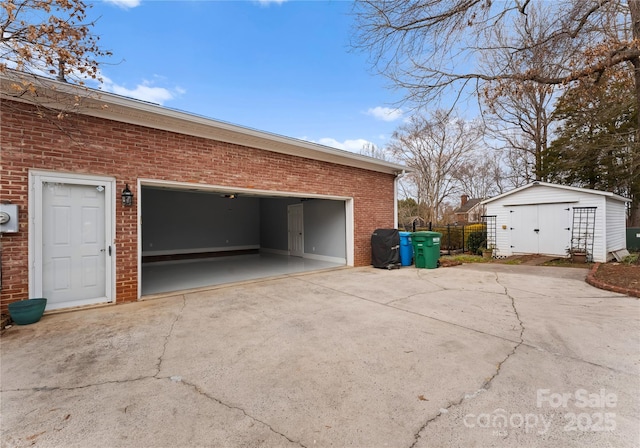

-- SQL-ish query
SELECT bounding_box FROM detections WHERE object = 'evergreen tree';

[548,66,639,224]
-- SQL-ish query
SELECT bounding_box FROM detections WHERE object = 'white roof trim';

[1,73,408,175]
[481,181,631,205]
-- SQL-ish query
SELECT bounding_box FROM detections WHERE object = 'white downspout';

[394,170,406,229]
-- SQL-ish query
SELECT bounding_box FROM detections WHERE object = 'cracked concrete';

[408,270,527,447]
[1,264,639,447]
[154,295,186,377]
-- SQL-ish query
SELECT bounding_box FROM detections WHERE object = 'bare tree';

[479,2,566,181]
[388,110,483,223]
[396,197,419,230]
[1,0,111,114]
[501,142,536,188]
[359,142,391,161]
[352,1,640,130]
[452,149,506,200]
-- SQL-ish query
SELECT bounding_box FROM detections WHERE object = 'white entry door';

[32,173,114,310]
[288,204,304,257]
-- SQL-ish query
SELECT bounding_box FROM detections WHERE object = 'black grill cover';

[371,229,401,269]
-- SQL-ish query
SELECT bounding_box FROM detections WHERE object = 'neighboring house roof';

[0,73,408,176]
[481,181,631,205]
[453,198,483,214]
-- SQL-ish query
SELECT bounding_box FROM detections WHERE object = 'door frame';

[29,170,116,309]
[137,178,355,301]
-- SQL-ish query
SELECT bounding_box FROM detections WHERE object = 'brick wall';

[1,100,396,312]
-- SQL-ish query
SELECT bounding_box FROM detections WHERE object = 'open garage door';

[139,185,349,296]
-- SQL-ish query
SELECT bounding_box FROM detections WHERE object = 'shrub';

[467,231,486,255]
[463,223,486,250]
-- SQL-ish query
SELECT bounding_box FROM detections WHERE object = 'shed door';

[510,206,539,254]
[538,204,571,255]
[510,204,571,256]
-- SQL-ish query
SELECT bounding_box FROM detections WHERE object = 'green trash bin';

[411,231,441,269]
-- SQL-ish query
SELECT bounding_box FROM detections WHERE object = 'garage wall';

[141,188,260,254]
[303,199,346,260]
[260,197,300,252]
[259,198,347,262]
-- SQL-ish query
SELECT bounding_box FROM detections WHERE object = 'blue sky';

[89,0,407,152]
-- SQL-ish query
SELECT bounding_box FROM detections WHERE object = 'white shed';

[481,182,630,262]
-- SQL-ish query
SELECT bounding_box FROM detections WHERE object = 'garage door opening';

[140,185,350,296]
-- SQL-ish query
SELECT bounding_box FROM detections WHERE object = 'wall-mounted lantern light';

[121,184,134,207]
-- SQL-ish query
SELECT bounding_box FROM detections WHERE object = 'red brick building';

[1,75,406,313]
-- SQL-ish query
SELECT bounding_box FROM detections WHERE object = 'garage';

[140,185,349,295]
[2,73,407,312]
[483,181,630,262]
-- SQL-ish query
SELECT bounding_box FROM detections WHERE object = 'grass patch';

[542,257,593,268]
[440,254,489,264]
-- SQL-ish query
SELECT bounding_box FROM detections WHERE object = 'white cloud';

[105,0,141,9]
[366,106,404,122]
[110,84,174,104]
[315,137,373,153]
[100,76,183,105]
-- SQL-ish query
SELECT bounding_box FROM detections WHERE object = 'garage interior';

[140,186,347,295]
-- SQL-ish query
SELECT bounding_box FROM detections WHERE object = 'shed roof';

[481,181,631,205]
[1,72,408,175]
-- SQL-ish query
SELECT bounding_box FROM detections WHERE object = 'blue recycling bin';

[399,231,413,266]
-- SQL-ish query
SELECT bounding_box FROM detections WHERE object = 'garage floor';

[2,264,638,447]
[141,252,344,295]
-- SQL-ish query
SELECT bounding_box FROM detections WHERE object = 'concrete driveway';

[2,264,639,447]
